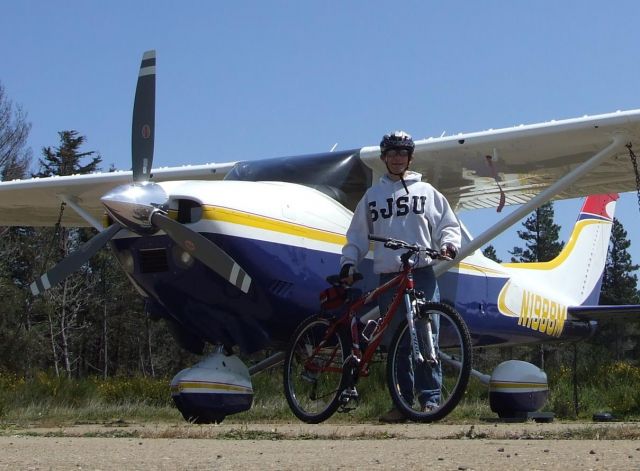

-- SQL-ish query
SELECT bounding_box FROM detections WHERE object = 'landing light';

[172,245,194,268]
[181,251,193,265]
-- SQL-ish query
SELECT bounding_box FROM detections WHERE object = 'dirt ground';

[1,421,639,470]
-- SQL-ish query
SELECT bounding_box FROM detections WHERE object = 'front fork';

[403,291,438,365]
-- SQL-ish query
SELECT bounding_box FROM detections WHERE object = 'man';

[339,131,461,423]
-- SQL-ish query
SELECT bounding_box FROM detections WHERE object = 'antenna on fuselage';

[330,143,338,152]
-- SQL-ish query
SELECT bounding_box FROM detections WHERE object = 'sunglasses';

[384,149,411,158]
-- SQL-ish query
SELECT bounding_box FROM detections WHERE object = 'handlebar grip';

[368,234,388,243]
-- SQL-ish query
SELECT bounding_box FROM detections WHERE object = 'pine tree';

[600,218,640,305]
[482,245,502,263]
[35,130,101,177]
[509,202,564,262]
[595,218,640,361]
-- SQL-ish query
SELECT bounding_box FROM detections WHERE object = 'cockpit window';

[224,149,372,211]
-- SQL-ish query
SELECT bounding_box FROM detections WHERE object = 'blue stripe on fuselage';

[112,234,595,352]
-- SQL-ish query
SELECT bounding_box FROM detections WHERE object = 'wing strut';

[58,194,103,231]
[435,134,628,276]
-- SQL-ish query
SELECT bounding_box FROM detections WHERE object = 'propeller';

[150,211,252,293]
[131,50,156,182]
[31,50,253,295]
[30,223,122,296]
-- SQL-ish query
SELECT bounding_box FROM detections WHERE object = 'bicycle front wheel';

[386,302,472,422]
[283,314,349,423]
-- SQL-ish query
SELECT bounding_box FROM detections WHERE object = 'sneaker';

[379,408,407,423]
[421,403,437,412]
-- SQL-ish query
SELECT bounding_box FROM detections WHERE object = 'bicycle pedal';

[339,387,359,404]
[338,388,359,413]
[338,402,358,413]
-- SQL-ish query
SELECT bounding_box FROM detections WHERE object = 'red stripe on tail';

[580,194,619,220]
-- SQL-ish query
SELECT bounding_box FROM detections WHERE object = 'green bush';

[544,361,640,419]
[94,376,172,407]
[0,371,95,408]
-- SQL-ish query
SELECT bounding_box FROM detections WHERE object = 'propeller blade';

[30,224,122,296]
[150,211,252,294]
[132,50,156,182]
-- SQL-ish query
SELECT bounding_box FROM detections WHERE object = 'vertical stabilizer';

[504,194,618,306]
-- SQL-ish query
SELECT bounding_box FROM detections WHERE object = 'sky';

[2,1,640,268]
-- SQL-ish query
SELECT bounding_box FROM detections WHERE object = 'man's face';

[383,148,411,175]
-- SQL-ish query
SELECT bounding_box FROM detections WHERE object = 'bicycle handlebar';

[327,236,451,287]
[368,234,451,261]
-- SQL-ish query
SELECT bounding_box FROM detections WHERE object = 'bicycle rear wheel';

[386,302,472,422]
[283,314,349,423]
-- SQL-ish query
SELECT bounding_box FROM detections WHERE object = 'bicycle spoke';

[283,316,348,423]
[387,302,472,422]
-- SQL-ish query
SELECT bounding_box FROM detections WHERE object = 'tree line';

[0,84,195,378]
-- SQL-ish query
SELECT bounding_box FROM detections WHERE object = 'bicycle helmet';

[380,131,414,193]
[380,131,415,156]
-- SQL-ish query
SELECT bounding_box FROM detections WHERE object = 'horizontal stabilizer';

[569,305,640,323]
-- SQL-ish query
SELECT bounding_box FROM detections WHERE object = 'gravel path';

[1,422,638,470]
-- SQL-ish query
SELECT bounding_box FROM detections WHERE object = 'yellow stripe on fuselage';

[168,205,348,246]
[201,205,347,245]
[502,219,608,270]
[457,262,505,277]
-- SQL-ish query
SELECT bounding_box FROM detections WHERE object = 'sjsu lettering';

[369,196,427,221]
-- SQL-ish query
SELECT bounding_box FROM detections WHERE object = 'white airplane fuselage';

[110,179,610,354]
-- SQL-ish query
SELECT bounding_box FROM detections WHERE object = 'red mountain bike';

[283,235,472,424]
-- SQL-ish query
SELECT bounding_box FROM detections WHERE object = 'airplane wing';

[360,109,640,211]
[569,304,640,323]
[3,109,640,228]
[0,162,235,227]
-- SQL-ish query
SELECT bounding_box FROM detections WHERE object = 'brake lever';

[326,273,363,287]
[422,249,452,261]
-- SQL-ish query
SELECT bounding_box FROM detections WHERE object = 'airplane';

[1,50,640,423]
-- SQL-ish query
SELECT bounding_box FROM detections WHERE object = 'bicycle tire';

[386,302,472,422]
[283,314,349,423]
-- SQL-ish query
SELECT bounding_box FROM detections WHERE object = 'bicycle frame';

[305,256,432,380]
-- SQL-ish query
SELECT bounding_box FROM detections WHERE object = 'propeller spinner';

[30,50,252,296]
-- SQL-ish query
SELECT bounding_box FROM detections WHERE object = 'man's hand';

[440,243,458,260]
[339,263,355,285]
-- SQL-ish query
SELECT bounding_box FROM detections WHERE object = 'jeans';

[379,266,442,407]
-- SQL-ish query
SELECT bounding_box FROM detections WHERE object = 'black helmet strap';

[399,175,409,195]
[383,156,411,195]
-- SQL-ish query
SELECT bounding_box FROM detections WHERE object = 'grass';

[2,360,640,428]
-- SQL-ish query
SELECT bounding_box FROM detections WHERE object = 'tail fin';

[504,194,618,305]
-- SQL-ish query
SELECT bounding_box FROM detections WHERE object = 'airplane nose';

[101,181,168,233]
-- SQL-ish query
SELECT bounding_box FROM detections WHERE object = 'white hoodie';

[340,171,461,274]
